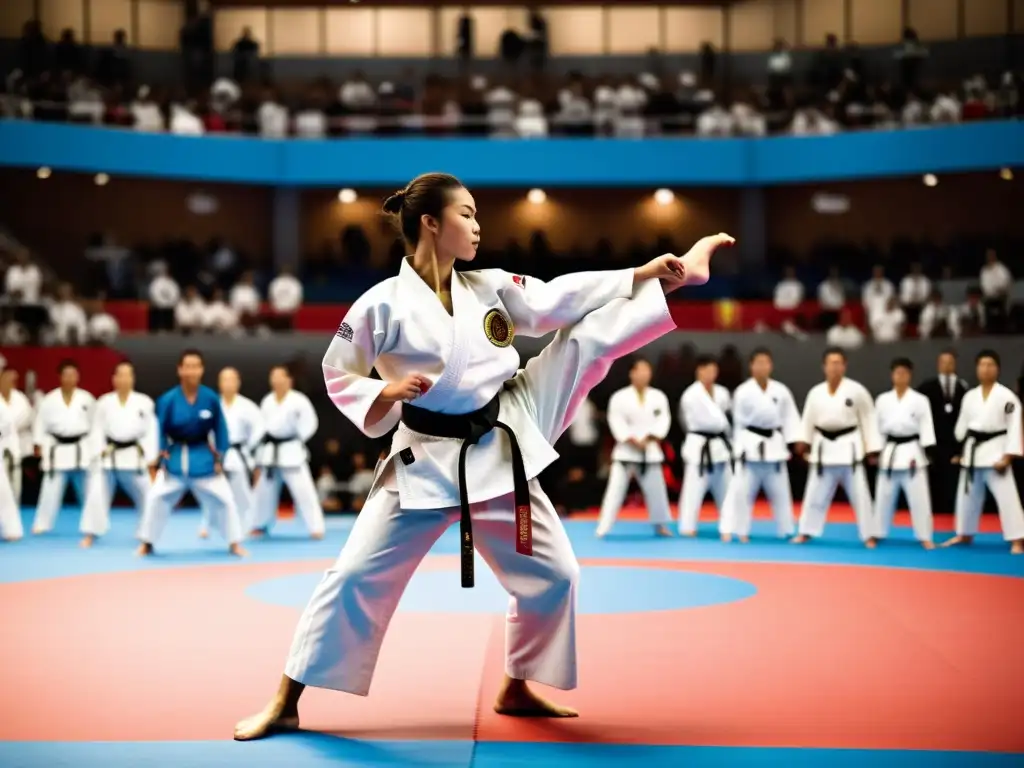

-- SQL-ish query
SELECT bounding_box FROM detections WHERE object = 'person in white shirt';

[791,107,838,135]
[816,267,845,328]
[148,265,180,332]
[515,99,549,138]
[0,367,33,505]
[79,361,158,548]
[229,271,262,331]
[861,265,895,321]
[88,305,120,345]
[48,283,89,345]
[268,268,303,330]
[918,289,957,339]
[199,367,263,536]
[898,262,931,322]
[873,358,936,548]
[169,102,204,135]
[294,108,327,139]
[773,267,804,311]
[678,355,733,536]
[3,249,42,304]
[202,288,239,334]
[980,250,1012,301]
[131,86,165,131]
[719,348,800,542]
[869,297,905,343]
[696,104,734,137]
[826,308,865,349]
[942,350,1024,554]
[258,92,289,138]
[249,365,325,539]
[31,360,96,534]
[595,359,673,538]
[175,285,207,335]
[957,289,987,336]
[0,396,22,540]
[793,347,880,546]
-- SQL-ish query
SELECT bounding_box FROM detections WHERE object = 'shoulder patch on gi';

[1006,403,1016,415]
[844,398,854,407]
[512,274,526,289]
[483,308,515,348]
[336,321,354,342]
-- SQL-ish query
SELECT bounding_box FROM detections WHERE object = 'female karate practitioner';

[234,173,733,740]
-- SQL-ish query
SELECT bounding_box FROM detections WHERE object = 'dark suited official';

[917,350,968,514]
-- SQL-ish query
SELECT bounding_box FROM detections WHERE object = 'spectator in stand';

[96,29,132,91]
[861,265,895,321]
[957,287,987,337]
[257,86,288,138]
[869,296,905,343]
[47,282,88,345]
[202,288,239,334]
[979,248,1012,333]
[790,105,838,135]
[147,263,179,332]
[894,27,928,91]
[268,267,303,331]
[231,27,260,84]
[229,270,261,331]
[515,99,549,138]
[130,85,165,131]
[169,100,203,135]
[345,451,375,512]
[67,76,105,124]
[918,288,956,339]
[929,90,961,123]
[767,39,793,93]
[773,266,806,338]
[3,249,46,344]
[87,297,120,345]
[696,102,734,136]
[826,307,865,349]
[899,261,931,325]
[54,28,84,75]
[175,285,206,335]
[817,266,845,330]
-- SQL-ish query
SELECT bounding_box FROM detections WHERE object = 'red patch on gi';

[512,275,526,288]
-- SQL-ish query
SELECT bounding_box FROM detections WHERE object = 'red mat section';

[571,501,1002,533]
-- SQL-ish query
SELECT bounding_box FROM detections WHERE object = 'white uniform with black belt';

[31,387,96,533]
[677,381,733,535]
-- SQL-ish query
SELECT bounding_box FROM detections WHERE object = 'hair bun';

[382,190,406,214]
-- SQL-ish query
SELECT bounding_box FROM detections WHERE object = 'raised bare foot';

[679,233,735,287]
[136,542,154,556]
[79,534,95,549]
[654,524,672,537]
[494,678,578,718]
[233,702,300,741]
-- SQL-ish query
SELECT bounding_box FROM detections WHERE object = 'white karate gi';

[873,388,936,542]
[0,401,23,539]
[797,378,880,541]
[250,390,324,536]
[677,381,733,534]
[285,263,676,696]
[720,378,800,538]
[199,394,262,532]
[32,388,96,533]
[79,391,158,538]
[952,383,1024,541]
[0,388,33,505]
[595,385,672,536]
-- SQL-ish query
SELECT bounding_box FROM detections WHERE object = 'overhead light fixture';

[37,167,51,179]
[922,174,937,187]
[337,188,357,204]
[527,188,546,204]
[95,173,110,186]
[654,188,675,205]
[1000,167,1013,181]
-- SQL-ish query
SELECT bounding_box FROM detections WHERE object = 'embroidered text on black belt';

[742,426,782,472]
[814,426,858,475]
[883,434,919,478]
[107,438,145,474]
[401,395,530,589]
[48,432,88,477]
[691,430,733,476]
[961,429,1008,492]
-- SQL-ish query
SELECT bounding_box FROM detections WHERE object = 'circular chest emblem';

[483,309,514,348]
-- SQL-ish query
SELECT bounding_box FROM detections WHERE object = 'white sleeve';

[781,386,801,444]
[857,385,882,454]
[919,396,937,451]
[606,393,632,443]
[0,408,19,462]
[651,392,672,441]
[1004,393,1023,458]
[953,393,970,445]
[88,398,107,460]
[141,398,160,464]
[678,393,689,433]
[32,396,48,448]
[246,400,265,451]
[487,268,635,337]
[296,394,319,443]
[321,291,397,439]
[799,389,816,445]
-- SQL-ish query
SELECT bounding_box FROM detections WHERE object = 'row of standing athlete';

[593,346,1024,554]
[0,356,328,550]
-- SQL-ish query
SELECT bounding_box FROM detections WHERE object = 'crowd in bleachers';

[3,19,1022,139]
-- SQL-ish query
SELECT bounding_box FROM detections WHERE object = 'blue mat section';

[2,507,1022,584]
[0,740,1019,768]
[247,565,758,614]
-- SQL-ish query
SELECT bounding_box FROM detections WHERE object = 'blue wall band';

[1,119,1021,186]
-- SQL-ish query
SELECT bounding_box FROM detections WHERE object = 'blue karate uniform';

[156,385,229,478]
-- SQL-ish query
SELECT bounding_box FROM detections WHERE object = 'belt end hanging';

[515,504,533,556]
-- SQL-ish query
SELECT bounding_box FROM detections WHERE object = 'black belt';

[814,426,858,475]
[401,394,530,589]
[229,441,252,476]
[884,434,919,478]
[107,438,145,474]
[259,434,294,478]
[692,431,733,477]
[48,432,88,477]
[742,426,782,472]
[962,429,1008,492]
[617,457,662,476]
[2,447,13,478]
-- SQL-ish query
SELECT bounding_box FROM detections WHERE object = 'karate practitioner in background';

[793,347,880,546]
[0,367,34,505]
[79,360,158,548]
[136,349,246,557]
[0,398,24,540]
[873,358,936,548]
[677,354,733,536]
[942,350,1024,554]
[198,367,263,537]
[595,357,673,538]
[249,364,325,539]
[720,348,800,542]
[234,171,732,740]
[31,360,96,534]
